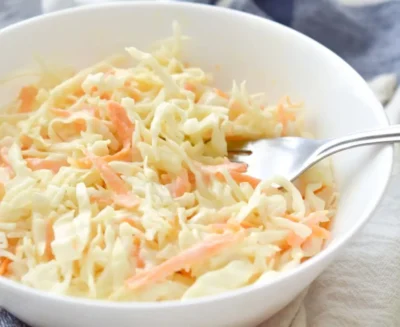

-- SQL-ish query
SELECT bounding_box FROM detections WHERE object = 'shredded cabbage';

[0,22,338,301]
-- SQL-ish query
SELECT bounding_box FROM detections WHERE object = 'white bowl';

[0,3,393,327]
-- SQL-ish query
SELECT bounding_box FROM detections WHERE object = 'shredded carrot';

[120,218,144,232]
[214,88,229,99]
[226,171,261,189]
[279,242,291,253]
[309,225,330,239]
[132,239,145,269]
[229,100,243,120]
[74,119,86,132]
[100,92,111,100]
[78,149,133,169]
[86,152,139,209]
[188,171,196,185]
[45,220,54,259]
[65,96,77,106]
[285,211,330,248]
[127,88,142,102]
[314,185,327,194]
[284,112,296,128]
[240,221,255,229]
[87,153,129,193]
[284,214,301,223]
[18,85,38,113]
[0,182,5,198]
[25,158,68,173]
[126,230,245,289]
[0,147,10,166]
[108,102,134,146]
[166,169,191,198]
[286,231,305,248]
[103,147,134,163]
[277,104,287,136]
[39,127,50,139]
[0,258,11,276]
[178,269,192,279]
[51,108,71,118]
[196,159,260,188]
[277,103,296,136]
[198,159,247,175]
[20,135,33,150]
[320,219,331,231]
[184,82,196,93]
[102,101,138,162]
[0,147,14,178]
[112,193,140,209]
[74,89,85,97]
[160,173,172,185]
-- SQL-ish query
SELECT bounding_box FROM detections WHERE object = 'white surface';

[0,2,393,327]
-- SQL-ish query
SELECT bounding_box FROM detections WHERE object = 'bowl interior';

[0,3,391,254]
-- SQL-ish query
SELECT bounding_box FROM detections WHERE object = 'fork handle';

[316,124,400,160]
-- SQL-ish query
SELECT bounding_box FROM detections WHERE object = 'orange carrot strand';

[0,258,11,276]
[18,85,38,113]
[26,158,68,173]
[126,231,245,289]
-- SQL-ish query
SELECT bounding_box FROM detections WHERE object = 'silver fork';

[227,125,400,182]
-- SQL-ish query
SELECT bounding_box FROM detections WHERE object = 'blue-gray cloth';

[0,0,399,326]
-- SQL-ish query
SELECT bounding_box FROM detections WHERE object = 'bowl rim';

[0,0,393,309]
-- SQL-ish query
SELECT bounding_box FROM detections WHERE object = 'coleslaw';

[0,22,338,301]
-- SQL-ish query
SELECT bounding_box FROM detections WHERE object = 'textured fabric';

[1,0,400,326]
